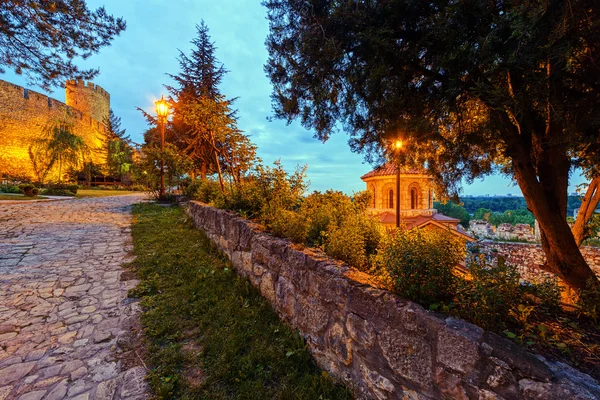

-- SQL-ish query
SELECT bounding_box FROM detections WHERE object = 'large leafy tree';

[264,0,600,290]
[28,137,56,185]
[47,122,86,183]
[0,0,126,90]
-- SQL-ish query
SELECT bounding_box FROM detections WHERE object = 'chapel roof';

[360,163,424,180]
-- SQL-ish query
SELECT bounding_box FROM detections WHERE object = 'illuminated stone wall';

[187,201,600,399]
[0,79,109,181]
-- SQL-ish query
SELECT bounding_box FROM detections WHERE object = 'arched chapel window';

[388,189,394,208]
[411,187,417,209]
[369,184,376,208]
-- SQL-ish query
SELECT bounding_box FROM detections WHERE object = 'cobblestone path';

[0,195,148,400]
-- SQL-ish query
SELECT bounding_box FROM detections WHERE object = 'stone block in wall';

[225,216,240,251]
[481,331,553,382]
[309,269,349,307]
[250,234,272,267]
[437,317,482,374]
[358,364,397,400]
[378,325,434,391]
[325,322,353,366]
[238,220,255,251]
[259,271,276,304]
[294,293,330,338]
[346,313,376,349]
[275,276,296,322]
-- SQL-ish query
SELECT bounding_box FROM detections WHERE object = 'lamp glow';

[155,95,170,119]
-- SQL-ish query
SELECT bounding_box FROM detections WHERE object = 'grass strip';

[0,194,48,200]
[130,203,352,400]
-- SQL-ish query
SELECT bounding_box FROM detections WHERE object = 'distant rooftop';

[360,163,424,180]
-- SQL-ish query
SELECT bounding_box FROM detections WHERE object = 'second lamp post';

[155,95,170,200]
[394,140,403,228]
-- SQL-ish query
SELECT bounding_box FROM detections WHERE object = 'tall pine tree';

[166,22,253,188]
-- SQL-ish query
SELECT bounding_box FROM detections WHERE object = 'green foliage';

[581,213,600,246]
[269,208,308,244]
[527,278,562,314]
[473,207,535,227]
[0,1,125,90]
[0,184,21,194]
[19,183,39,197]
[433,201,470,226]
[42,183,78,196]
[189,179,224,205]
[130,203,351,399]
[454,257,524,331]
[188,163,381,271]
[134,144,191,200]
[577,279,600,323]
[378,228,463,306]
[322,215,364,266]
[46,121,87,183]
[461,196,584,218]
[105,110,133,181]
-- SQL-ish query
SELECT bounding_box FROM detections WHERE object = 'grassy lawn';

[130,203,351,400]
[0,194,48,201]
[75,189,138,198]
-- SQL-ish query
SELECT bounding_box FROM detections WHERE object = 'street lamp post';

[155,95,169,200]
[394,140,403,228]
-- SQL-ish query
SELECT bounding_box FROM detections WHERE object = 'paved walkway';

[0,195,148,400]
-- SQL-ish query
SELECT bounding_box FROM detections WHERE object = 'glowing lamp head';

[155,95,170,119]
[394,140,403,150]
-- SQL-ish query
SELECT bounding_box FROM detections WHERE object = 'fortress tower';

[66,79,110,124]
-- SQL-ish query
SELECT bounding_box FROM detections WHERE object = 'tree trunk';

[572,177,600,246]
[58,157,62,184]
[512,149,597,291]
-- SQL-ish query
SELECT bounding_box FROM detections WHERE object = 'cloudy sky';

[2,0,586,196]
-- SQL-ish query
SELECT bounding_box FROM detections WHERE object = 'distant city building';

[361,163,474,241]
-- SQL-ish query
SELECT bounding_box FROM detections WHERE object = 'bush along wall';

[186,201,600,399]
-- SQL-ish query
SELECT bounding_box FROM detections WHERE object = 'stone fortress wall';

[187,201,600,400]
[0,79,110,181]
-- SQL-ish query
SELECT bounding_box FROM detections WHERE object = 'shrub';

[19,183,39,197]
[0,184,21,194]
[378,228,463,306]
[577,278,600,323]
[43,183,78,196]
[195,179,224,205]
[324,213,370,269]
[454,256,525,331]
[269,208,308,244]
[526,277,562,314]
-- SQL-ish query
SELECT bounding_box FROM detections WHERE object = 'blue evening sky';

[2,0,586,197]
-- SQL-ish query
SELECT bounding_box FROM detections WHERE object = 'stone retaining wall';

[187,201,600,399]
[475,241,600,283]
